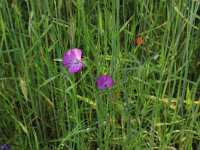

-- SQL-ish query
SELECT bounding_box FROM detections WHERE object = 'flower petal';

[66,49,76,56]
[97,75,107,89]
[62,54,76,67]
[68,61,83,73]
[97,75,114,89]
[105,75,114,88]
[72,48,82,60]
[62,48,83,73]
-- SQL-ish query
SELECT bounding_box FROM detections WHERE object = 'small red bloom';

[136,37,143,45]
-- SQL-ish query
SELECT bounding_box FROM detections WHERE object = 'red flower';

[136,37,143,45]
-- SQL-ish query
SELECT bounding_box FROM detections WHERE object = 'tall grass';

[0,0,199,149]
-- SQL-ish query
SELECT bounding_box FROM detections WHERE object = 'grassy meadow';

[0,0,200,149]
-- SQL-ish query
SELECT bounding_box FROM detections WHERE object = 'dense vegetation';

[0,0,199,149]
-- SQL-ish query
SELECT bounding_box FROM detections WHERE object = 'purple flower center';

[72,58,81,65]
[103,81,108,88]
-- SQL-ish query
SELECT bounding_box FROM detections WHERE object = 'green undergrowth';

[0,0,200,149]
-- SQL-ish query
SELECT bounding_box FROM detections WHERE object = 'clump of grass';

[0,0,199,149]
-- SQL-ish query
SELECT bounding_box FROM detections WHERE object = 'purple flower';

[97,75,114,89]
[62,48,83,73]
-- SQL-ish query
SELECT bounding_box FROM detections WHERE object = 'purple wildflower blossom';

[62,48,83,73]
[97,75,114,89]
